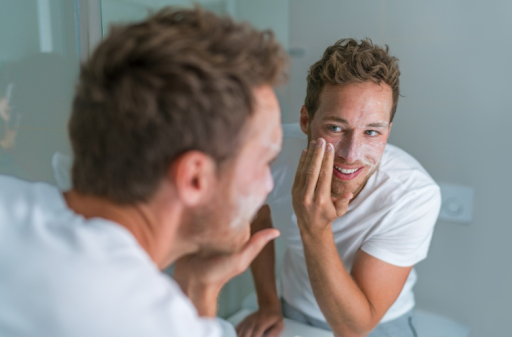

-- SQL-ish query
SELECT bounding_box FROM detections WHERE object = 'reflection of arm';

[302,234,412,337]
[250,205,280,310]
[302,187,440,337]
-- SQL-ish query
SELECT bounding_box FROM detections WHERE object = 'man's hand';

[292,138,352,237]
[235,307,284,337]
[173,228,280,317]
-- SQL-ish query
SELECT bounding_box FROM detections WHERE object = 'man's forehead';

[318,83,392,124]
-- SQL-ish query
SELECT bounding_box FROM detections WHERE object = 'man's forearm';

[181,283,221,318]
[301,230,376,337]
[251,205,280,310]
[251,237,279,309]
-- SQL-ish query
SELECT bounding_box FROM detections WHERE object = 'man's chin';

[201,227,250,256]
[331,165,377,199]
[331,177,366,199]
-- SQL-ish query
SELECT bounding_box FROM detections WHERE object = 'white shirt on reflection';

[267,123,441,323]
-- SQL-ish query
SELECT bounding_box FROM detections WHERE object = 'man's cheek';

[362,140,386,164]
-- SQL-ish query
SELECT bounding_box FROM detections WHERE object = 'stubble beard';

[182,186,245,256]
[330,162,380,200]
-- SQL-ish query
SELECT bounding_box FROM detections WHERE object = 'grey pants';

[281,299,418,337]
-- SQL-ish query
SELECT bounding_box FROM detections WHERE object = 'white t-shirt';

[0,175,228,337]
[267,124,441,323]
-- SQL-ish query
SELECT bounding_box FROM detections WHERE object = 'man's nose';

[336,134,360,164]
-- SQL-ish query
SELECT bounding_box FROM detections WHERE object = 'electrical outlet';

[438,183,474,224]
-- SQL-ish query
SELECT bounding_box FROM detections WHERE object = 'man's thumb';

[237,228,280,269]
[335,192,353,216]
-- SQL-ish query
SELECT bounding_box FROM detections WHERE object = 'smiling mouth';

[334,166,361,174]
[333,165,365,181]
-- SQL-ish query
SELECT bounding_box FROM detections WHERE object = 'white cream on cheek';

[230,178,268,229]
[324,117,388,171]
[329,136,384,169]
[229,140,278,229]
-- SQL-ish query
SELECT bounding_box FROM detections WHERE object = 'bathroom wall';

[285,1,512,335]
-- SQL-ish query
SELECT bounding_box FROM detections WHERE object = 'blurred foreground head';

[69,7,288,255]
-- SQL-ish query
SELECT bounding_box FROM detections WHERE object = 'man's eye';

[366,130,379,136]
[329,125,341,132]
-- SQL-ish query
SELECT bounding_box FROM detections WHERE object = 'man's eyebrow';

[366,122,389,128]
[323,116,389,128]
[322,116,348,124]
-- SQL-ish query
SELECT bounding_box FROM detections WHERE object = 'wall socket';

[437,182,474,224]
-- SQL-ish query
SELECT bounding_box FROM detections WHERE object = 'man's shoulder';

[0,175,63,228]
[380,144,437,187]
[372,144,440,205]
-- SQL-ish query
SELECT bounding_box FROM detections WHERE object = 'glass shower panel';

[0,0,80,189]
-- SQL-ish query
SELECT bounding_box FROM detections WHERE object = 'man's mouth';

[333,165,364,181]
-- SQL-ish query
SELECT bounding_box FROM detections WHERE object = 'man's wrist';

[298,221,334,242]
[184,284,222,317]
[258,296,281,311]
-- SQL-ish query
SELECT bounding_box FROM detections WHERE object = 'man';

[0,8,288,337]
[236,39,441,337]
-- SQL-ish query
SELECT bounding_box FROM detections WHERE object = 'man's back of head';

[70,7,288,204]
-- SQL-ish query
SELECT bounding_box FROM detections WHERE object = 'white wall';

[287,1,512,336]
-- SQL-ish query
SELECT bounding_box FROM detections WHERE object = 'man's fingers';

[236,228,280,273]
[316,142,334,199]
[265,321,285,337]
[334,192,353,217]
[236,318,254,337]
[292,148,308,189]
[298,140,317,187]
[302,138,326,198]
[252,320,278,337]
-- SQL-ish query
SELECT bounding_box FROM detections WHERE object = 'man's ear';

[300,105,310,135]
[169,151,216,207]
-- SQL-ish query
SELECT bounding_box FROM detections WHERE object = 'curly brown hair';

[305,38,400,122]
[69,7,288,204]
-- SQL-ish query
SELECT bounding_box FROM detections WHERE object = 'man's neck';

[63,190,189,269]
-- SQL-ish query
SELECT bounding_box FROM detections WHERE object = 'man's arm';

[292,138,412,337]
[302,232,412,336]
[173,227,280,318]
[250,205,280,311]
[235,205,284,337]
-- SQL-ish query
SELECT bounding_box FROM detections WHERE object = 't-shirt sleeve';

[216,318,237,337]
[93,270,225,337]
[145,278,224,337]
[360,183,441,267]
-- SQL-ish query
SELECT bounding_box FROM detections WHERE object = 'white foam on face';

[228,132,279,229]
[327,96,390,192]
[230,190,267,229]
[331,130,386,170]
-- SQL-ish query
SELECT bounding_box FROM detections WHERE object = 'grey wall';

[286,1,512,336]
